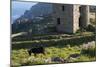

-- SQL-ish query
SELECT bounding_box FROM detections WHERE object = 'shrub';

[86,24,96,32]
[81,42,96,57]
[76,28,86,33]
[90,18,96,25]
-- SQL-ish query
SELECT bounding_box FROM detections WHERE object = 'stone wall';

[73,5,80,33]
[52,4,89,33]
[52,4,80,33]
[79,5,90,28]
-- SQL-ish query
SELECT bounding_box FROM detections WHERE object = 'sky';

[12,1,37,22]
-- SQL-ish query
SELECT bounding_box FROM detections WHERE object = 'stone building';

[52,4,90,33]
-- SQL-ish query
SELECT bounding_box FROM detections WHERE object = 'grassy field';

[11,31,96,67]
[11,42,96,66]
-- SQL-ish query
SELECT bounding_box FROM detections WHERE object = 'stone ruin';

[52,4,90,33]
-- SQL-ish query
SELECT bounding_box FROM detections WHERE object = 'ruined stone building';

[52,4,90,33]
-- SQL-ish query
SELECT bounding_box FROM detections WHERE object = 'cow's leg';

[28,50,31,56]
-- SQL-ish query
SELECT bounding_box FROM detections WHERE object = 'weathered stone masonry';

[52,4,90,33]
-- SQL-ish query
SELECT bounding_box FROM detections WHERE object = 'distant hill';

[14,3,53,22]
[12,3,54,34]
[12,15,55,34]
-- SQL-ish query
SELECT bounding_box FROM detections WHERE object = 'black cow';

[28,47,45,56]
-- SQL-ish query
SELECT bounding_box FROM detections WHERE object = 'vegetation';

[11,31,96,66]
[90,18,96,25]
[86,24,96,32]
[11,41,96,66]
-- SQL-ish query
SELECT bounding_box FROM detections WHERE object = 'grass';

[12,31,94,41]
[11,42,96,66]
[11,30,96,66]
[12,34,95,49]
